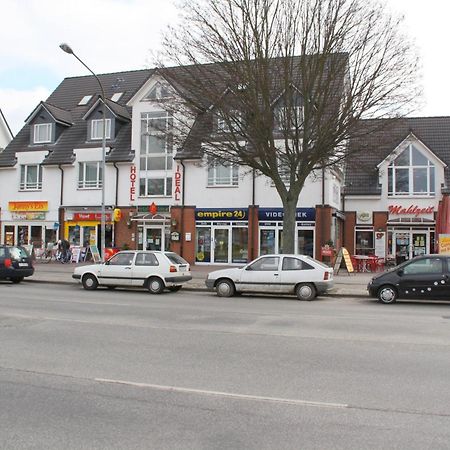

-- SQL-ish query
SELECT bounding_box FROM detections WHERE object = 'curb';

[24,279,369,297]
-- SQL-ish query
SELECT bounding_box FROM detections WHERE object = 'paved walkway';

[28,260,374,297]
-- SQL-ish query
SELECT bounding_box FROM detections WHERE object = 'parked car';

[205,254,334,300]
[73,251,192,293]
[367,254,450,304]
[0,245,34,283]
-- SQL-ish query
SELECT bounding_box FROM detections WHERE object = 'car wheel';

[168,286,182,292]
[148,277,164,294]
[216,279,235,297]
[377,285,397,304]
[295,283,316,301]
[11,277,24,284]
[82,274,98,290]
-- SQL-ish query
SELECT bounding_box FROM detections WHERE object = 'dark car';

[367,255,450,304]
[0,245,34,283]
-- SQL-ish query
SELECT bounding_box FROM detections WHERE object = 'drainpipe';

[250,168,256,260]
[113,163,119,207]
[58,164,64,240]
[180,160,186,258]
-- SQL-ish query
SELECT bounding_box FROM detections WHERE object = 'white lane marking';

[95,378,348,409]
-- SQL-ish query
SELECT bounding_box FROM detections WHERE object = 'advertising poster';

[375,232,386,258]
[439,234,450,255]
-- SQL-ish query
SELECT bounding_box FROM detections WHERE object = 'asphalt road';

[1,282,450,449]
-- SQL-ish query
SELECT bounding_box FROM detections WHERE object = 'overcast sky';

[0,0,447,135]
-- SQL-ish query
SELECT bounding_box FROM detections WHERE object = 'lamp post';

[59,43,107,262]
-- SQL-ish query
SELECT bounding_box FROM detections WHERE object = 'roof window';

[78,95,93,106]
[111,92,123,102]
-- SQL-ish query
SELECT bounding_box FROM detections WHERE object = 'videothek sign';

[388,204,434,217]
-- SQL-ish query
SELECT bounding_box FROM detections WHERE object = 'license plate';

[19,263,29,267]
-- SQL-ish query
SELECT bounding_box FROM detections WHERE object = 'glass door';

[213,228,229,263]
[394,232,410,265]
[196,227,212,262]
[144,227,163,250]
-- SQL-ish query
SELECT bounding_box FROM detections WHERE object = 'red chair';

[350,256,360,272]
[375,258,385,272]
[367,256,378,272]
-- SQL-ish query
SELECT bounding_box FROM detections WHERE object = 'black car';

[368,255,450,304]
[0,245,34,283]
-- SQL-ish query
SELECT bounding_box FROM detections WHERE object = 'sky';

[0,0,448,135]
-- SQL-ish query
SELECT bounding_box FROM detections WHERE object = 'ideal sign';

[129,165,137,202]
[174,164,182,202]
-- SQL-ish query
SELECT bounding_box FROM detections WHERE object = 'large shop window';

[139,111,173,197]
[78,162,103,189]
[20,164,42,190]
[355,228,374,255]
[388,144,435,196]
[207,158,239,186]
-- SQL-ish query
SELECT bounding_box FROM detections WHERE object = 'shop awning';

[436,195,450,237]
[131,213,170,224]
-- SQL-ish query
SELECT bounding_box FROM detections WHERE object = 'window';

[247,256,280,271]
[145,82,172,101]
[135,253,159,266]
[111,92,123,102]
[139,111,173,197]
[207,159,238,186]
[355,228,374,255]
[282,257,313,271]
[78,95,92,106]
[403,258,442,275]
[108,253,134,266]
[276,106,303,131]
[33,123,52,143]
[91,119,111,140]
[216,111,242,133]
[388,144,435,196]
[20,164,42,190]
[78,162,103,189]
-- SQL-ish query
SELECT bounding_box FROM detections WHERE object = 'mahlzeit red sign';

[388,205,434,217]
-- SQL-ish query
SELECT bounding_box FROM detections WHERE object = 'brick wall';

[343,211,356,254]
[315,205,333,261]
[114,207,138,250]
[170,206,196,264]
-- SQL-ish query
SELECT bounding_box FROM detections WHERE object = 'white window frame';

[33,123,52,144]
[91,118,111,140]
[20,164,42,191]
[139,111,173,197]
[78,161,103,189]
[387,144,435,197]
[207,159,239,187]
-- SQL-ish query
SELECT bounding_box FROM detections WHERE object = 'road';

[1,282,450,449]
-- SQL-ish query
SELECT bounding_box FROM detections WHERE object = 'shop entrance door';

[212,228,229,263]
[412,232,427,257]
[393,230,429,264]
[394,232,410,265]
[144,227,163,251]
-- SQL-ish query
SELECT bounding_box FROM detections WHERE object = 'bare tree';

[156,0,420,253]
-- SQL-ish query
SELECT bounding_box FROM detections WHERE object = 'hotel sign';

[9,201,48,212]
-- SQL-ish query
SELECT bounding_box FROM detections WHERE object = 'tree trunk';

[282,196,298,254]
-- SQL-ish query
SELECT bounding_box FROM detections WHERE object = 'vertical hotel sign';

[129,165,136,203]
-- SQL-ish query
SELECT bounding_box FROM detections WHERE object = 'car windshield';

[9,246,29,260]
[165,253,188,265]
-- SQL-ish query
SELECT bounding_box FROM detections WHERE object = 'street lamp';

[59,43,107,262]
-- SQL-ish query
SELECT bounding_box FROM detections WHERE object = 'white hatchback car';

[205,254,333,300]
[73,251,191,293]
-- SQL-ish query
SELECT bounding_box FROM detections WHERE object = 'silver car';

[73,251,191,293]
[205,254,333,300]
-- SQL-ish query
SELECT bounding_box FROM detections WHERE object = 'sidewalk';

[27,260,373,297]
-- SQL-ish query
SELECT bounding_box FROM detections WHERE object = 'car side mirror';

[397,269,404,277]
[245,266,252,271]
[104,260,110,265]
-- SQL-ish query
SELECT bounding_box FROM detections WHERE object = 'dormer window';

[91,118,111,140]
[276,106,303,131]
[216,111,242,133]
[33,123,52,143]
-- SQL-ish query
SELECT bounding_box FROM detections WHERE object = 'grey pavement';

[28,259,374,296]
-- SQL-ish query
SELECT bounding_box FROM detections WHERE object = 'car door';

[279,256,315,293]
[98,252,135,286]
[131,252,160,287]
[238,256,281,293]
[398,257,446,298]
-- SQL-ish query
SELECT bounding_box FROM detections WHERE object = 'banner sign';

[11,212,46,220]
[439,234,450,255]
[258,208,315,222]
[9,201,48,212]
[195,208,248,221]
[72,213,112,221]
